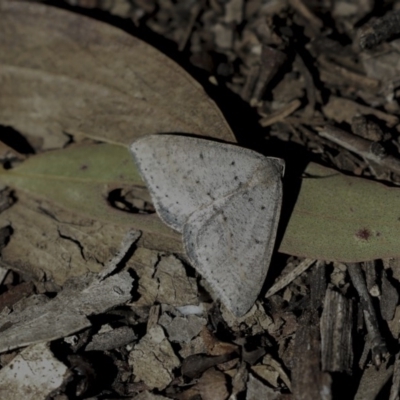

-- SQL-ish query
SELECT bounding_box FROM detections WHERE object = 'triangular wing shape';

[130,134,284,316]
[183,163,282,316]
[131,135,280,230]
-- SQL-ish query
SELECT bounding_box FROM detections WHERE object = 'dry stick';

[250,45,286,106]
[259,99,302,127]
[295,54,318,119]
[265,258,316,298]
[318,55,380,91]
[323,98,398,127]
[0,266,8,286]
[317,125,400,176]
[389,350,400,400]
[320,288,353,373]
[358,336,373,370]
[347,263,388,367]
[359,9,400,49]
[288,0,323,30]
[178,0,204,51]
[364,260,381,297]
[241,65,260,103]
[352,115,384,142]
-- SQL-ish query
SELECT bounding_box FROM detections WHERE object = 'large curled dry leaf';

[1,144,400,263]
[0,0,234,149]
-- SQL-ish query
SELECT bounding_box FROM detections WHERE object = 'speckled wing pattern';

[130,134,284,317]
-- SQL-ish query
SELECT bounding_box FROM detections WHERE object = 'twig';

[320,288,353,373]
[288,0,323,30]
[323,97,399,127]
[250,45,286,106]
[317,125,400,175]
[0,267,8,286]
[295,53,318,119]
[318,55,380,91]
[260,99,302,127]
[347,263,388,367]
[359,10,400,49]
[364,260,380,297]
[265,258,316,298]
[389,350,400,400]
[178,0,204,51]
[351,115,384,142]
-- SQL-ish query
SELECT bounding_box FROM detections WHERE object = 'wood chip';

[129,325,180,390]
[85,326,137,351]
[292,311,332,400]
[0,270,134,352]
[246,372,280,400]
[322,96,399,127]
[266,259,316,298]
[380,269,399,321]
[354,359,394,400]
[0,342,70,399]
[159,313,207,343]
[320,288,353,373]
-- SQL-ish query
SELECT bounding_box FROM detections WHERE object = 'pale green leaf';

[2,145,400,263]
[0,144,181,251]
[280,162,400,261]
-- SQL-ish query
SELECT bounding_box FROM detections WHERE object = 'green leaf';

[279,162,400,261]
[0,144,182,255]
[2,145,400,262]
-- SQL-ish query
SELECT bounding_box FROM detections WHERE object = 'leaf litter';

[1,0,400,399]
[0,230,138,353]
[0,342,71,399]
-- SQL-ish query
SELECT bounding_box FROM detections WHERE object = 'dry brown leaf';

[181,353,238,379]
[0,192,139,283]
[128,325,180,390]
[129,249,199,309]
[129,248,161,308]
[354,359,394,400]
[194,368,230,400]
[0,0,236,285]
[154,255,198,306]
[0,0,235,150]
[158,312,207,343]
[0,342,71,399]
[177,368,229,400]
[221,302,274,335]
[85,326,137,352]
[246,372,281,400]
[179,335,209,359]
[0,270,134,352]
[134,392,171,400]
[251,364,280,388]
[199,326,239,356]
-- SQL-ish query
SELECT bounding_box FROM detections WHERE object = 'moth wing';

[130,135,278,231]
[183,167,283,317]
